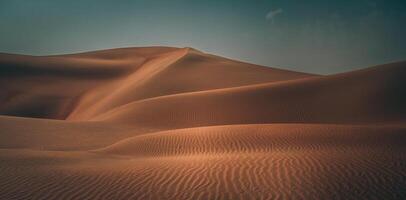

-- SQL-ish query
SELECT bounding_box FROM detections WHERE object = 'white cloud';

[266,8,283,23]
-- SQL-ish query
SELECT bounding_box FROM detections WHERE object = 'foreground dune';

[1,47,405,199]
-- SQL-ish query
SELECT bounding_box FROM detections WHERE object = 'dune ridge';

[1,47,405,199]
[98,124,406,157]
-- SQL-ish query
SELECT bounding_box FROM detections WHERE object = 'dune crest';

[1,47,405,199]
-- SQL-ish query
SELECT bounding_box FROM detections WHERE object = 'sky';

[1,0,405,74]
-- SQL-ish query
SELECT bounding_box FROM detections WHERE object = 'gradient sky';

[1,0,405,74]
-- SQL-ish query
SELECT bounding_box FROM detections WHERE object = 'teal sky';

[1,0,405,74]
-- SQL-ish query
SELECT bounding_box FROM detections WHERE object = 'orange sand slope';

[0,47,405,199]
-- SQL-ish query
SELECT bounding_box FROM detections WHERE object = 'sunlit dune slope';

[95,61,406,129]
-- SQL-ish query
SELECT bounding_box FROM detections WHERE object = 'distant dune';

[1,47,405,199]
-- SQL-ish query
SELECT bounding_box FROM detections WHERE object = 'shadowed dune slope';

[0,47,151,119]
[0,115,158,151]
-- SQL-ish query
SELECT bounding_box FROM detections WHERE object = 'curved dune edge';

[96,124,406,157]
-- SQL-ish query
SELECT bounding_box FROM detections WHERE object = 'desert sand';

[0,47,405,199]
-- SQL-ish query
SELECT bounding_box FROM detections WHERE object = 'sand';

[0,47,405,199]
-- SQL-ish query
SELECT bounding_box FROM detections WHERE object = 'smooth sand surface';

[1,47,405,199]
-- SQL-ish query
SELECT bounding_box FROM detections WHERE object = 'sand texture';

[1,47,405,199]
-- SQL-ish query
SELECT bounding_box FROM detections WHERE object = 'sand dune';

[67,47,314,120]
[1,47,313,120]
[94,61,406,129]
[1,47,405,199]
